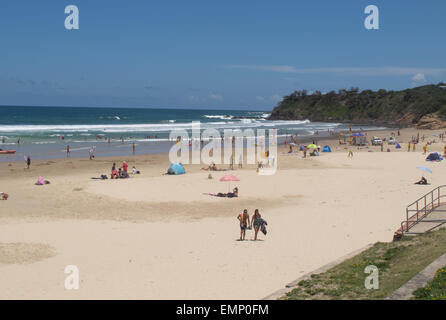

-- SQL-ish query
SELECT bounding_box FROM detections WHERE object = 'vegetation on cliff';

[269,83,446,127]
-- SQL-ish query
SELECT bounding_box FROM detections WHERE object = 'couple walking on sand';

[237,209,267,241]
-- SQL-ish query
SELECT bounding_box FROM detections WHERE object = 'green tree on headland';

[269,83,446,126]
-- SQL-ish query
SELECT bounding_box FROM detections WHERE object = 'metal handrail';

[400,185,446,233]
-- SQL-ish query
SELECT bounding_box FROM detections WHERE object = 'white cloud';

[209,93,223,101]
[412,73,426,82]
[226,65,446,76]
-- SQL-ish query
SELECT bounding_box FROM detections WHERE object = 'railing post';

[416,201,419,221]
[406,207,409,232]
[439,188,441,206]
[425,195,427,216]
[432,192,434,209]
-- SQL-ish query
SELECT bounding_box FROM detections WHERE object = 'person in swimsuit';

[251,209,262,241]
[111,163,119,179]
[237,209,250,241]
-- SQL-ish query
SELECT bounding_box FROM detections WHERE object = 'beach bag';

[260,219,268,235]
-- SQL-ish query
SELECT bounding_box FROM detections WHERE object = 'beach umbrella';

[220,174,240,192]
[352,132,364,137]
[417,166,432,174]
[307,144,318,149]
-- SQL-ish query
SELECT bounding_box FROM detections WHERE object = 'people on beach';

[66,145,70,157]
[111,163,119,179]
[237,209,250,241]
[251,209,262,240]
[25,156,31,169]
[89,147,95,160]
[132,143,135,154]
[348,149,353,158]
[415,176,428,185]
[201,163,217,171]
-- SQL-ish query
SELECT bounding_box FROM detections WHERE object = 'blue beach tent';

[426,152,443,162]
[167,163,186,175]
[395,142,401,149]
[322,145,332,152]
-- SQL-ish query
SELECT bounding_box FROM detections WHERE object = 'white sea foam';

[0,119,318,134]
[203,115,234,120]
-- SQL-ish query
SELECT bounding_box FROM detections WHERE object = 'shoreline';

[0,125,393,164]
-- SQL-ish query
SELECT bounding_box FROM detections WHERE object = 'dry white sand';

[0,128,445,299]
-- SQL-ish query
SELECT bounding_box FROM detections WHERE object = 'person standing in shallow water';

[237,209,250,241]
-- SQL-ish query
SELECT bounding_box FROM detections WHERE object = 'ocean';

[0,106,384,161]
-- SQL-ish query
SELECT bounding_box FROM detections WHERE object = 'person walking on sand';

[66,145,70,157]
[25,155,31,169]
[237,209,250,241]
[348,149,353,158]
[423,144,428,155]
[132,143,135,154]
[251,209,262,241]
[89,147,95,160]
[413,143,416,152]
[408,142,411,152]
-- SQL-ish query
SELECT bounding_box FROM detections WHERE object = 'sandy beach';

[1,128,446,299]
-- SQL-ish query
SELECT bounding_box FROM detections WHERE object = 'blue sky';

[0,0,445,110]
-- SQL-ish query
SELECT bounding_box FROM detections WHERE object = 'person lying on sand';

[415,176,428,185]
[201,163,217,171]
[209,187,239,198]
[201,163,228,171]
[216,187,238,198]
